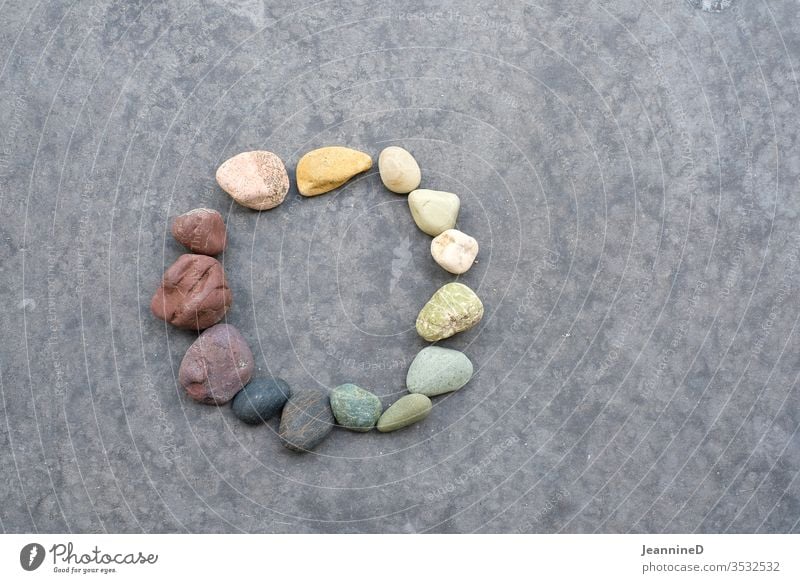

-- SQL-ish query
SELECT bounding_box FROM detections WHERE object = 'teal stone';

[329,383,383,432]
[406,346,473,397]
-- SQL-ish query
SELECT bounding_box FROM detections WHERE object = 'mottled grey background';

[0,0,798,533]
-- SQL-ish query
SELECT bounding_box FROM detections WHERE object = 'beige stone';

[216,150,289,210]
[378,146,421,193]
[430,229,478,274]
[296,146,372,196]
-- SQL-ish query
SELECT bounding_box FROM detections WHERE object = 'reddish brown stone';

[178,324,254,405]
[171,208,226,255]
[150,254,232,330]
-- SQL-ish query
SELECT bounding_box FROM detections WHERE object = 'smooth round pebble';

[178,324,254,405]
[296,146,372,196]
[406,346,473,397]
[216,150,289,210]
[171,208,227,256]
[408,189,460,236]
[329,383,382,432]
[377,394,432,432]
[416,282,484,341]
[431,229,478,274]
[150,254,232,330]
[378,146,421,194]
[279,389,335,452]
[231,378,292,424]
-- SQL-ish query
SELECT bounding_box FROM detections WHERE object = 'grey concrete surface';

[0,0,798,533]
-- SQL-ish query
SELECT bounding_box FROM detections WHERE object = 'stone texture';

[216,150,289,210]
[296,146,372,196]
[378,146,421,193]
[178,324,254,405]
[376,394,432,432]
[279,389,335,452]
[430,229,479,274]
[406,346,473,397]
[329,383,382,432]
[416,282,484,341]
[171,208,227,256]
[408,189,460,236]
[231,377,292,424]
[150,254,232,330]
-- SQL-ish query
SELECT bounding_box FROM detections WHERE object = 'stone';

[329,383,382,432]
[231,377,291,424]
[407,189,460,236]
[216,150,289,210]
[376,394,432,432]
[150,254,232,330]
[416,282,484,341]
[378,146,421,194]
[296,146,372,196]
[178,324,254,405]
[406,346,473,397]
[171,208,227,255]
[279,389,334,452]
[430,229,478,274]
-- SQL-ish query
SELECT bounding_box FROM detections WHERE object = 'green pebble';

[377,394,432,432]
[329,383,383,432]
[416,282,484,341]
[408,189,460,236]
[407,346,473,397]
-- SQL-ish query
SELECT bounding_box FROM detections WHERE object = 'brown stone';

[178,324,254,405]
[171,208,227,255]
[150,254,232,330]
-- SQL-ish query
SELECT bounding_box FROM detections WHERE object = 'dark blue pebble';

[231,378,292,424]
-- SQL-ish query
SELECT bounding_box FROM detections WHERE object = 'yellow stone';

[296,146,372,196]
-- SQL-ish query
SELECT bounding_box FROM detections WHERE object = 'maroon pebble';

[178,323,254,405]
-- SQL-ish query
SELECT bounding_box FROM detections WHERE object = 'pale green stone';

[376,394,432,432]
[408,189,460,236]
[407,346,473,397]
[416,282,484,341]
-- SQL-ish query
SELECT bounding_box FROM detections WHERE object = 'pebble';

[376,394,432,432]
[378,146,421,194]
[231,378,292,424]
[406,346,473,397]
[329,383,382,432]
[279,389,335,452]
[416,282,484,341]
[296,146,372,196]
[171,208,227,256]
[430,229,478,274]
[150,254,232,330]
[408,189,460,236]
[216,150,289,210]
[178,324,254,405]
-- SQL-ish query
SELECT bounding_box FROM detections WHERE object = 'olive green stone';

[408,189,460,236]
[407,346,473,397]
[329,383,382,432]
[376,394,432,432]
[416,282,484,341]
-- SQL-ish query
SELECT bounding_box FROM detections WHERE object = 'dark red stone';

[171,208,227,256]
[150,254,232,330]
